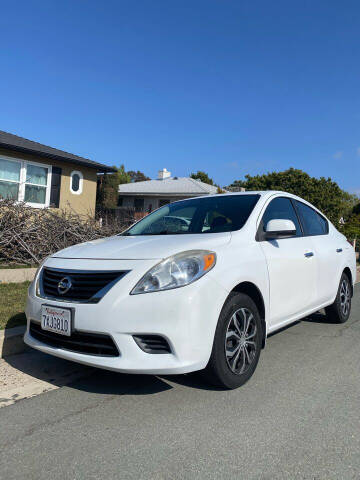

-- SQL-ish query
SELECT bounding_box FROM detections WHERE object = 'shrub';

[0,200,135,266]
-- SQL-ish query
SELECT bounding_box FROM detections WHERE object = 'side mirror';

[265,219,297,239]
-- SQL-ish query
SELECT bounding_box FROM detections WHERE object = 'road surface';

[0,286,359,479]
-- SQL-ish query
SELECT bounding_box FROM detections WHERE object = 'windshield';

[122,194,260,236]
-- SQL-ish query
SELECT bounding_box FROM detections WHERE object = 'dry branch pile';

[0,200,135,266]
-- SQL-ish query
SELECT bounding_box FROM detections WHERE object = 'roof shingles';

[0,130,115,172]
[118,176,219,195]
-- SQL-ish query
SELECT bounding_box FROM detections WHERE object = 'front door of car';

[258,197,317,330]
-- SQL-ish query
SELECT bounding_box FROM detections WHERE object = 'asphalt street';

[0,286,359,480]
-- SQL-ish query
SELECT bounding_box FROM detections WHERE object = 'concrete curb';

[0,325,28,358]
[0,268,37,284]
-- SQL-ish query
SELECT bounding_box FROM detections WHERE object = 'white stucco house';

[118,168,220,212]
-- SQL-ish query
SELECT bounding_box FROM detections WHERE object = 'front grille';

[133,335,171,354]
[40,267,128,303]
[30,322,119,357]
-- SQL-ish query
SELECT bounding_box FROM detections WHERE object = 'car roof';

[170,190,292,201]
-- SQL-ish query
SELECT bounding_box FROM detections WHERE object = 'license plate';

[41,305,72,336]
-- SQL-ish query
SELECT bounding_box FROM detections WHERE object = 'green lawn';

[0,263,37,269]
[0,282,30,329]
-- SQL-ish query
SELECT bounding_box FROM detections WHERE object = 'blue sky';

[1,0,359,193]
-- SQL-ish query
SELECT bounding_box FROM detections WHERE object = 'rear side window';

[295,201,328,236]
[261,197,302,237]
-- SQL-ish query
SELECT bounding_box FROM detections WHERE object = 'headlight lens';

[131,250,216,294]
[34,256,50,295]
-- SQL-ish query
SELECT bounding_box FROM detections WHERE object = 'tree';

[190,171,214,185]
[352,202,360,215]
[339,200,360,246]
[341,214,360,244]
[127,170,150,183]
[96,165,130,208]
[227,168,357,225]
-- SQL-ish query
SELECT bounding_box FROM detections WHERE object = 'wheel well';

[343,267,353,296]
[231,282,266,348]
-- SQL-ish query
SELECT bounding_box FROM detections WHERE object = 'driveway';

[0,286,359,479]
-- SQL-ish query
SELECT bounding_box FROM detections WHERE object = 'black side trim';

[133,335,171,354]
[30,321,119,357]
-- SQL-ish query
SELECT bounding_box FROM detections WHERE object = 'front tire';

[203,292,263,389]
[325,273,352,323]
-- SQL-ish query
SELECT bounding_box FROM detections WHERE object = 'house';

[0,130,115,216]
[118,168,220,212]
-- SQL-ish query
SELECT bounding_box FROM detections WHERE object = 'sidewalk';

[0,350,92,408]
[0,268,37,284]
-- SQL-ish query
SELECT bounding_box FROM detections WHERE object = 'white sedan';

[25,191,356,389]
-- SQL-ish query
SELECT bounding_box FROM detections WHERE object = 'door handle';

[336,248,343,253]
[304,252,314,258]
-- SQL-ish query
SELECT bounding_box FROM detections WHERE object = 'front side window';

[123,194,260,235]
[261,197,302,237]
[0,156,50,206]
[295,201,328,236]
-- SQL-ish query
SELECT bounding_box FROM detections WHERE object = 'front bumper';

[24,258,228,375]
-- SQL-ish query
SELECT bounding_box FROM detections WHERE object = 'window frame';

[0,154,52,208]
[70,170,83,195]
[293,200,329,237]
[256,196,304,242]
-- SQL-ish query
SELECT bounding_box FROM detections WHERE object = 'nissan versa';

[25,191,356,389]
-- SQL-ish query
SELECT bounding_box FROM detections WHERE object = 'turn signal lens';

[203,253,216,271]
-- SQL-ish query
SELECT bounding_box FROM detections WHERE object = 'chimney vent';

[158,168,171,180]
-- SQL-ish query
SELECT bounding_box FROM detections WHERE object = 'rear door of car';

[294,200,340,305]
[258,196,317,330]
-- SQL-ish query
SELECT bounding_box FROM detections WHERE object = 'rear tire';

[325,273,352,324]
[203,292,263,389]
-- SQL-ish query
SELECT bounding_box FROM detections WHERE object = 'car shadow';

[3,309,340,400]
[2,348,176,397]
[2,314,224,398]
[161,372,226,391]
[266,310,338,339]
[1,314,29,357]
[3,339,221,401]
[302,311,336,324]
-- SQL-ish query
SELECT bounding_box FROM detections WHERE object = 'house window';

[0,158,21,200]
[159,199,170,207]
[0,156,51,207]
[24,164,48,204]
[134,198,144,212]
[70,170,83,195]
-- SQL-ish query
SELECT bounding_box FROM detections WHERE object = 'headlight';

[131,250,216,295]
[34,256,50,295]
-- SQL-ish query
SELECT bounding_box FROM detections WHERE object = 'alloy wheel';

[225,307,258,375]
[340,278,351,317]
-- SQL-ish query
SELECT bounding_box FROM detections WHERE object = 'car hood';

[52,232,231,260]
